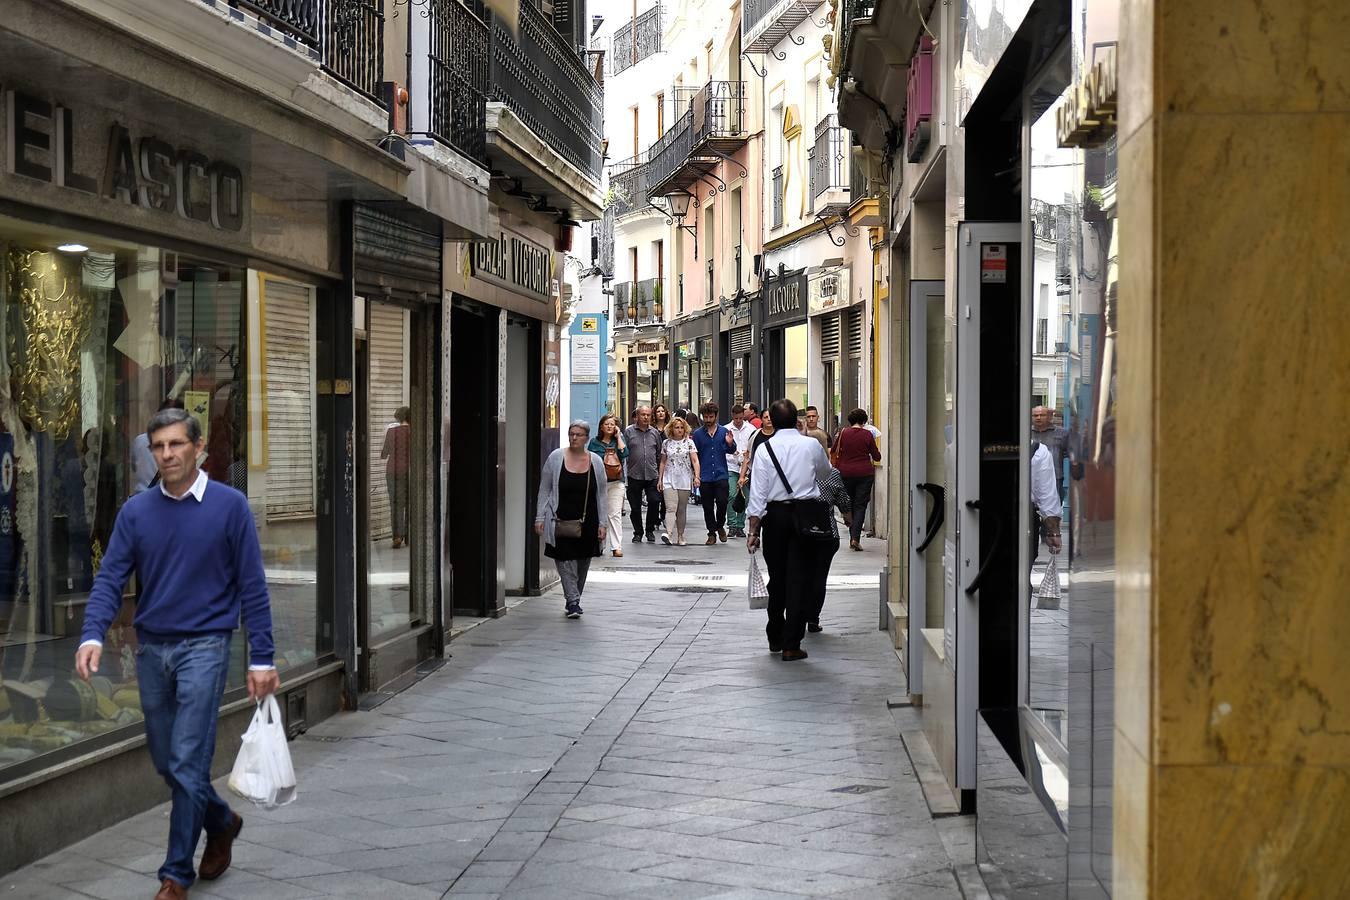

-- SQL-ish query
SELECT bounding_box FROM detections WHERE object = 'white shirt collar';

[160,469,209,502]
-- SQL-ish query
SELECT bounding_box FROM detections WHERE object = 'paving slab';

[2,537,961,898]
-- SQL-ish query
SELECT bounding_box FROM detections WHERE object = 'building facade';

[836,0,1349,895]
[0,0,601,873]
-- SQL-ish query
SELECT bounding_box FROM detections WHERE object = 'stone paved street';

[4,535,964,899]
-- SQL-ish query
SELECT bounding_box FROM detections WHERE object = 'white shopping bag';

[228,695,297,809]
[1036,551,1062,610]
[748,552,770,610]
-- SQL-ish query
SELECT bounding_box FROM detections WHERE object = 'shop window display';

[0,217,247,775]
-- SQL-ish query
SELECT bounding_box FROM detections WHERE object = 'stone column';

[1115,1,1350,895]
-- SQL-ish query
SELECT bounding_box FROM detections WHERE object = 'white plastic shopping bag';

[228,695,297,808]
[748,552,770,610]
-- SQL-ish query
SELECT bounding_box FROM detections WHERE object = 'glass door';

[906,280,945,696]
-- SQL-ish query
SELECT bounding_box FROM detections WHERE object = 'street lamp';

[665,191,698,258]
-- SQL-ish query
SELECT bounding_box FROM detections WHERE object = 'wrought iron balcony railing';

[610,4,662,76]
[635,278,664,323]
[614,281,634,325]
[646,81,747,197]
[490,0,605,180]
[596,206,615,276]
[607,152,651,217]
[809,114,848,206]
[428,0,489,165]
[234,0,386,105]
[324,0,385,104]
[771,165,784,229]
[849,149,874,201]
[838,0,876,68]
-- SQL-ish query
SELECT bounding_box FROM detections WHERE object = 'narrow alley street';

[5,539,968,899]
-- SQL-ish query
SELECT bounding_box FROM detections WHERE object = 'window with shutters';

[263,278,317,520]
[847,307,864,358]
[820,314,841,358]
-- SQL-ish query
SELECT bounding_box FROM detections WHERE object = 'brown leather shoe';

[781,649,809,662]
[198,812,242,881]
[705,534,717,545]
[154,879,187,900]
[718,528,728,542]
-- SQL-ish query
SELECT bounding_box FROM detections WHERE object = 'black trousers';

[700,477,729,534]
[841,475,874,543]
[761,506,838,651]
[627,478,661,535]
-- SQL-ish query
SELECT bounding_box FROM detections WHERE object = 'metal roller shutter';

[820,313,841,357]
[729,326,753,354]
[263,278,316,520]
[847,307,864,358]
[367,303,410,541]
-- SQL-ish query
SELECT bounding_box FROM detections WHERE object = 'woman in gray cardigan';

[535,420,609,618]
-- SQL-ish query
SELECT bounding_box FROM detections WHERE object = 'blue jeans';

[137,634,235,887]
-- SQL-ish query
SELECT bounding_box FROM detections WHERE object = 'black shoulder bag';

[763,442,836,541]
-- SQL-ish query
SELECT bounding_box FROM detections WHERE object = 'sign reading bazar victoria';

[4,89,246,231]
[472,231,555,303]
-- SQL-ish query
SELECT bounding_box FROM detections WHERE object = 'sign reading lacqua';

[4,88,246,231]
[472,231,554,303]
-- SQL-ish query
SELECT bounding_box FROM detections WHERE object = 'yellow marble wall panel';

[1159,0,1350,116]
[1117,0,1156,145]
[1114,117,1156,760]
[1113,735,1151,899]
[1151,110,1350,768]
[1152,764,1350,897]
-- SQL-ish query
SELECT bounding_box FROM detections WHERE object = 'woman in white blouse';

[657,417,701,545]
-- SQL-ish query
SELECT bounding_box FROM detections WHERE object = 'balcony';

[596,206,615,277]
[607,151,653,218]
[743,0,826,54]
[428,0,490,166]
[610,4,663,76]
[613,281,633,326]
[835,0,931,151]
[808,114,849,212]
[905,37,935,162]
[646,81,748,200]
[230,0,385,105]
[486,0,605,218]
[614,279,664,327]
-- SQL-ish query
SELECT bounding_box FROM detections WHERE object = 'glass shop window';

[0,218,247,777]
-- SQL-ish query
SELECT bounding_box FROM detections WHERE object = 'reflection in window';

[0,224,244,775]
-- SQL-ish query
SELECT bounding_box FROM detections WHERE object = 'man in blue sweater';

[75,408,277,900]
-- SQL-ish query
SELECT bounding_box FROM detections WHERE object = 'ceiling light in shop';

[57,243,89,253]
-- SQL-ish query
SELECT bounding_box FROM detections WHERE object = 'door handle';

[963,499,1003,597]
[915,483,945,554]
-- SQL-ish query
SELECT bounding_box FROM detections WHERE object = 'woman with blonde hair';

[588,413,628,558]
[657,417,700,545]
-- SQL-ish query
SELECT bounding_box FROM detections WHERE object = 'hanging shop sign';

[808,267,852,315]
[472,230,554,303]
[763,267,807,327]
[1057,46,1117,148]
[4,89,246,231]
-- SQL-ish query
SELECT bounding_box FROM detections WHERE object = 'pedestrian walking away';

[831,408,882,550]
[622,406,663,542]
[536,421,609,618]
[692,401,735,543]
[724,403,756,537]
[657,417,699,545]
[745,399,836,661]
[589,413,629,558]
[74,407,278,900]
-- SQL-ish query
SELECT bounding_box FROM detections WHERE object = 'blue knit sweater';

[80,478,274,667]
